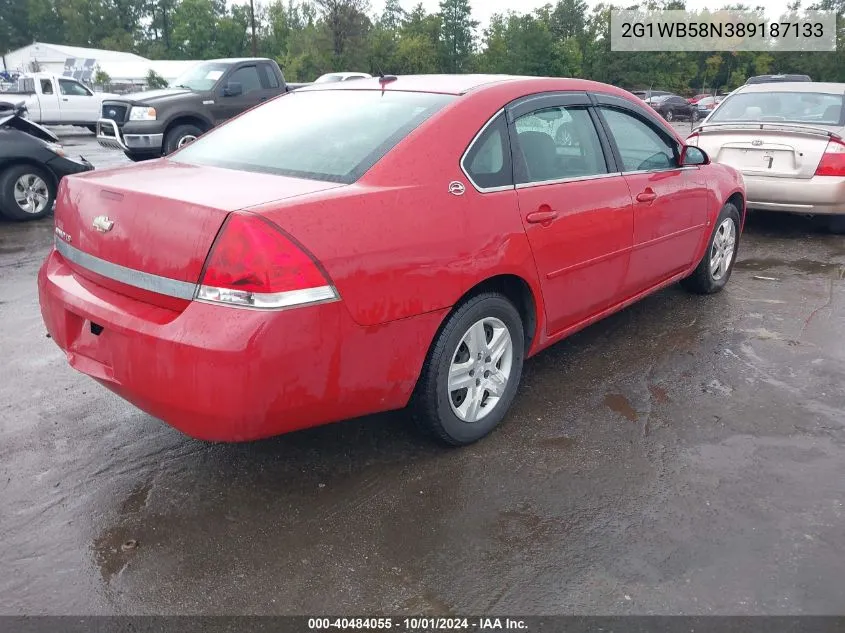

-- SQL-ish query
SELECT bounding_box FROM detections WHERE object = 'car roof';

[735,81,845,94]
[205,57,273,64]
[298,74,638,98]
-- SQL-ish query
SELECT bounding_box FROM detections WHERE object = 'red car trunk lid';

[53,161,344,309]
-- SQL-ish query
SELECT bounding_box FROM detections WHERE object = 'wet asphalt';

[0,128,843,615]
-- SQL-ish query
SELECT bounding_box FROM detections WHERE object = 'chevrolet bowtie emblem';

[93,215,114,232]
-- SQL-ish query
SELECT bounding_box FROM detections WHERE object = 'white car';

[2,73,117,130]
[313,72,372,84]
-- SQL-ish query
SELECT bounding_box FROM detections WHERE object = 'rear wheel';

[163,124,203,155]
[0,164,55,221]
[681,202,741,294]
[413,293,525,446]
[664,109,674,122]
[828,215,845,235]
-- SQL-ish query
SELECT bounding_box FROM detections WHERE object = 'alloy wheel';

[13,174,50,215]
[710,218,736,281]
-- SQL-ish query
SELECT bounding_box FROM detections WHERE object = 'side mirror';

[680,145,709,166]
[223,82,243,97]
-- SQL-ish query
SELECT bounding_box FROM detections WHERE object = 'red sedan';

[38,75,745,445]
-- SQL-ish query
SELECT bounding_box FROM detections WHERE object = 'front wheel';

[0,164,56,221]
[681,202,741,294]
[413,293,525,446]
[163,124,203,155]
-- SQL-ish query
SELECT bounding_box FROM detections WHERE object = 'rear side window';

[173,90,455,183]
[40,79,53,94]
[512,105,608,183]
[463,113,512,190]
[261,64,279,89]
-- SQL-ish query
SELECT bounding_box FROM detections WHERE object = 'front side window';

[600,107,677,171]
[227,66,262,94]
[173,90,455,183]
[58,79,91,96]
[463,113,512,190]
[512,105,607,184]
[710,91,843,125]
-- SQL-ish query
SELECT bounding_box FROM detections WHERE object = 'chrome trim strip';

[195,284,340,311]
[459,108,515,194]
[55,237,197,300]
[515,171,623,189]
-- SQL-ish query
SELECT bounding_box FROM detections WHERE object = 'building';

[1,43,198,91]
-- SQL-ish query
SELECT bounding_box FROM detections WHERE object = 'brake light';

[815,138,845,177]
[196,213,337,309]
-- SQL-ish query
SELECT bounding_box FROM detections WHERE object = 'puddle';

[603,393,638,422]
[736,258,844,277]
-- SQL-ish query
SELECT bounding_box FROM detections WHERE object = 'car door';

[57,78,95,123]
[36,78,61,122]
[212,64,275,123]
[595,97,709,296]
[508,93,634,336]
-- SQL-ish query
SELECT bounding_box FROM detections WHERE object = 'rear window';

[710,91,844,125]
[172,90,455,183]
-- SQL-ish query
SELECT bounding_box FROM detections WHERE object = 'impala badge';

[93,215,114,233]
[751,139,763,146]
[448,181,466,196]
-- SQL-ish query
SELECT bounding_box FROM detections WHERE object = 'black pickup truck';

[97,58,308,161]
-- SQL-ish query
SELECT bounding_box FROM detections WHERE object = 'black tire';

[0,164,56,221]
[163,124,203,155]
[413,292,525,446]
[124,151,160,163]
[828,215,845,235]
[86,124,97,134]
[681,202,741,294]
[691,109,700,122]
[664,109,674,122]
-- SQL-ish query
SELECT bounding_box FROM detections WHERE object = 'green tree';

[438,0,478,72]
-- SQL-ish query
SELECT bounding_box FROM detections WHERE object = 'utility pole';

[250,0,257,56]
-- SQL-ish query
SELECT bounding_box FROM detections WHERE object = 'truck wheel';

[163,124,203,155]
[829,215,845,235]
[0,164,56,221]
[124,151,160,163]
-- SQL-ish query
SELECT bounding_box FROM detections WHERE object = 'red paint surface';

[39,76,744,441]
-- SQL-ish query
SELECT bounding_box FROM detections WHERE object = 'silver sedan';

[688,82,845,233]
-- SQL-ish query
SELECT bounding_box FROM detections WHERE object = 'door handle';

[525,210,558,224]
[636,189,657,203]
[62,98,68,101]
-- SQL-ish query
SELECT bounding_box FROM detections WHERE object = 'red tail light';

[196,213,337,309]
[815,138,845,177]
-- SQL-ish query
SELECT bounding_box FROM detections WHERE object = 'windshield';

[710,91,844,125]
[172,89,455,183]
[170,62,229,91]
[314,74,345,84]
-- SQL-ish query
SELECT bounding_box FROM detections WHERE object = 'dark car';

[0,101,93,221]
[96,58,300,162]
[745,74,812,84]
[631,90,671,100]
[646,94,698,122]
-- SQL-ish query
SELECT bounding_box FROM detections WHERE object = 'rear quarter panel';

[253,86,546,334]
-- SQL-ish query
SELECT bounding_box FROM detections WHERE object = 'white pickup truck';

[3,73,117,130]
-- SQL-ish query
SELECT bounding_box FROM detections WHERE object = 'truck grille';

[101,104,128,122]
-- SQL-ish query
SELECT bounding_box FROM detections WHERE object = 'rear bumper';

[38,248,444,441]
[96,118,163,153]
[743,173,845,215]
